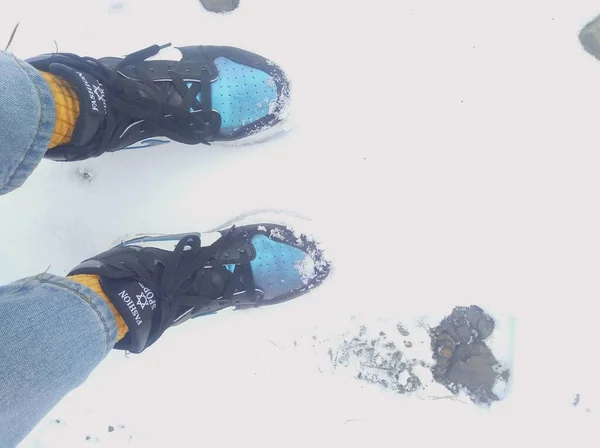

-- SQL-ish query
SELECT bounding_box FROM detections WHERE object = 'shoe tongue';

[99,277,158,354]
[49,63,107,146]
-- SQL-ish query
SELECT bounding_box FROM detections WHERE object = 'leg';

[1,42,289,191]
[0,52,55,195]
[0,215,329,445]
[0,274,117,446]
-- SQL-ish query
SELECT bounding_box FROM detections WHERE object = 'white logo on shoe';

[92,83,107,114]
[136,283,156,311]
[93,84,105,103]
[118,289,143,326]
[76,71,99,112]
[75,71,107,114]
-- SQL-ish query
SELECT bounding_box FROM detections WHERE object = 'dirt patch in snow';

[329,306,510,405]
[330,325,426,394]
[430,305,510,405]
[579,13,600,62]
[199,0,239,13]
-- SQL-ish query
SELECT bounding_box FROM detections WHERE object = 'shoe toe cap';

[203,46,290,139]
[249,227,330,302]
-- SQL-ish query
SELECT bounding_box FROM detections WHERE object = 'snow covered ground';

[1,0,600,445]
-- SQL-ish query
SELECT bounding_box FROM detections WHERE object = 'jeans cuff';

[27,273,117,355]
[0,54,55,195]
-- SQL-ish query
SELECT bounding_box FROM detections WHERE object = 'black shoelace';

[100,230,257,342]
[55,43,215,159]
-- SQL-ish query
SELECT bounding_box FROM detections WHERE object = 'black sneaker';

[69,217,330,353]
[28,44,290,161]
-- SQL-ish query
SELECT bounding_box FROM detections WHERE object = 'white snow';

[269,227,285,240]
[295,254,316,284]
[492,375,509,400]
[0,0,599,446]
[397,370,410,387]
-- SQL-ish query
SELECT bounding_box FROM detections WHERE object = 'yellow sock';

[40,72,80,149]
[69,274,129,342]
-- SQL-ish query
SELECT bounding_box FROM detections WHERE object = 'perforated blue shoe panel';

[193,57,278,137]
[249,234,309,301]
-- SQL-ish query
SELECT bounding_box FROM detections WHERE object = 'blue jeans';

[0,52,118,446]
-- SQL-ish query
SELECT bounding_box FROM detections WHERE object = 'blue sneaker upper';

[250,233,313,301]
[199,57,279,137]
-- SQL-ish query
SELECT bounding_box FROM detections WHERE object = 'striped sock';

[40,72,80,148]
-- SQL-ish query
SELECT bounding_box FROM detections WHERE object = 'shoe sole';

[212,118,292,147]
